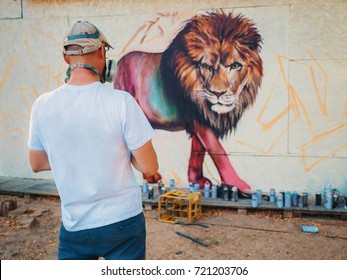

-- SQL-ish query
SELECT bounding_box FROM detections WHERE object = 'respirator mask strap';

[65,61,117,84]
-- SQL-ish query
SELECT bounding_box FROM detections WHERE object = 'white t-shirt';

[28,82,155,231]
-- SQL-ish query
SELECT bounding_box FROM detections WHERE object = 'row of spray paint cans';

[141,179,177,200]
[251,189,308,208]
[142,179,347,209]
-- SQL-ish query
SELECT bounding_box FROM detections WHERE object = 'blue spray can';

[204,182,211,198]
[148,186,154,200]
[221,186,229,201]
[194,183,200,192]
[302,192,308,207]
[143,181,149,193]
[211,185,217,199]
[323,182,332,207]
[189,182,194,193]
[277,194,283,208]
[169,179,175,190]
[256,189,262,205]
[326,193,333,209]
[160,187,166,194]
[270,188,276,203]
[252,193,258,207]
[280,190,285,206]
[292,191,298,207]
[231,187,238,202]
[285,191,291,208]
[298,194,303,208]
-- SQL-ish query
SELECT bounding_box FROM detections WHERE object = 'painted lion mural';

[115,11,263,192]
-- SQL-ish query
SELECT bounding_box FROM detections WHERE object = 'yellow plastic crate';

[158,190,202,223]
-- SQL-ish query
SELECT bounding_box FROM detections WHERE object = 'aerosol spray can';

[211,185,217,199]
[332,193,339,209]
[194,183,200,192]
[323,181,332,207]
[280,190,285,206]
[221,186,229,201]
[148,186,154,200]
[285,191,291,208]
[204,181,211,198]
[143,180,149,193]
[302,192,308,207]
[231,187,238,202]
[256,189,262,205]
[315,192,322,207]
[292,191,298,207]
[158,180,164,193]
[189,182,194,193]
[252,193,258,208]
[160,186,167,195]
[298,193,303,208]
[169,179,175,191]
[277,194,283,208]
[270,188,276,203]
[326,193,333,209]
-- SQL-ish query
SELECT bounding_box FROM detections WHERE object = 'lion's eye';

[229,62,242,71]
[200,63,212,71]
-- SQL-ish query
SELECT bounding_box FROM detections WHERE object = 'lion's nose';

[209,89,227,97]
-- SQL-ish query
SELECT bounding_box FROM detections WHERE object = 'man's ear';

[63,52,70,64]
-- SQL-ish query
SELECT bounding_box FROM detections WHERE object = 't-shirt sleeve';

[123,97,155,151]
[28,101,44,151]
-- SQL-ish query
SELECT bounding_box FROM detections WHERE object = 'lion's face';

[196,44,250,114]
[162,11,263,136]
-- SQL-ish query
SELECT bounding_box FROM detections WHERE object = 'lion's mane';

[160,11,263,138]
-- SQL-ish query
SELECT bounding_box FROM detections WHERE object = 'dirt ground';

[0,194,346,260]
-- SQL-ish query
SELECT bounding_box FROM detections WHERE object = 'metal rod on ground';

[175,231,208,247]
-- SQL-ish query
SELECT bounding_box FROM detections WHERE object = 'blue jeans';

[58,212,146,260]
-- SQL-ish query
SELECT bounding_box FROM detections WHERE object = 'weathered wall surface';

[0,0,346,194]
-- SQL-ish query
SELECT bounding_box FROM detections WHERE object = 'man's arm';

[131,140,158,177]
[29,150,51,173]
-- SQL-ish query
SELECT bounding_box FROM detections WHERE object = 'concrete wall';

[0,0,346,194]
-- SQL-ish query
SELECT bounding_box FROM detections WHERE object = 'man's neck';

[67,68,100,85]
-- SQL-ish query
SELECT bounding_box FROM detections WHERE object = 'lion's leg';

[188,134,212,188]
[193,123,251,192]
